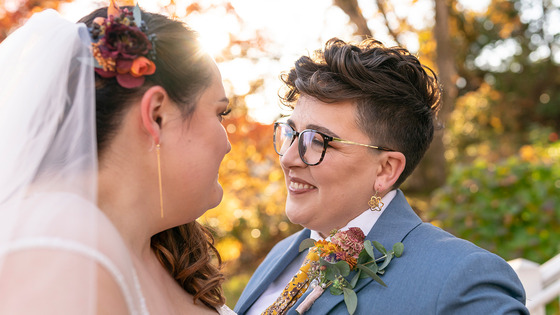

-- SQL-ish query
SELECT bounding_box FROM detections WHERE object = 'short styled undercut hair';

[281,38,442,187]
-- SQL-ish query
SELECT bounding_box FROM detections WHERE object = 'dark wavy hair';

[281,38,442,187]
[79,7,225,309]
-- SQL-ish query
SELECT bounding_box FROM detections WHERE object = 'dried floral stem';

[362,255,388,265]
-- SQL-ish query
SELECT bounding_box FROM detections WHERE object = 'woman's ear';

[373,151,406,193]
[140,86,167,145]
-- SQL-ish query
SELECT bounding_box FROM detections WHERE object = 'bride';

[0,2,236,314]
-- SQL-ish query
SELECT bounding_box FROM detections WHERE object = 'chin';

[208,185,224,209]
[285,205,308,227]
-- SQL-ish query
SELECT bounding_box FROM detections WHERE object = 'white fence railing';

[509,253,560,314]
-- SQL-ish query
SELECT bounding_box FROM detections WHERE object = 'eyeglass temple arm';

[331,137,394,152]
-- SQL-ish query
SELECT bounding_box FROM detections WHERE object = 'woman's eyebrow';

[285,119,340,138]
[306,124,339,138]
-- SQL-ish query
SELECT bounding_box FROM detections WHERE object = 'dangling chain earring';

[369,191,383,211]
[156,143,164,218]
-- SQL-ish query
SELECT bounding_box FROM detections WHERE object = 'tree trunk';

[402,0,456,194]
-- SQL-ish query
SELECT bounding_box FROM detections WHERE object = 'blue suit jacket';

[235,190,529,314]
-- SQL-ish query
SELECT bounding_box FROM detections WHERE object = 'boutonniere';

[296,227,404,315]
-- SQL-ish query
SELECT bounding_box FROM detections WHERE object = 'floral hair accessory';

[296,227,404,315]
[89,1,157,89]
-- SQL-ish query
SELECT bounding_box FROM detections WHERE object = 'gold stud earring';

[369,191,383,211]
[156,143,164,218]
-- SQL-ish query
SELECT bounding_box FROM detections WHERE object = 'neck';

[97,159,161,260]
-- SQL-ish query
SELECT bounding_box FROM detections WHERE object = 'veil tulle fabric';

[0,10,148,314]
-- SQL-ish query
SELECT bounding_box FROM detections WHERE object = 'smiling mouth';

[289,180,317,192]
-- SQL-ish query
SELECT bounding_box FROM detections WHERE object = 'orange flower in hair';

[107,0,120,18]
[131,57,156,77]
[89,3,157,89]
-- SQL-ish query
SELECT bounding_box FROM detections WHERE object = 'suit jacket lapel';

[288,189,422,314]
[237,229,311,314]
[365,189,422,254]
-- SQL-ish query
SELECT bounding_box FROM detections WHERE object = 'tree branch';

[375,0,403,46]
[333,0,372,38]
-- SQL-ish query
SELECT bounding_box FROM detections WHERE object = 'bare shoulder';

[0,247,132,314]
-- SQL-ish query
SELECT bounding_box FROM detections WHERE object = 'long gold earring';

[156,143,164,218]
[369,191,383,211]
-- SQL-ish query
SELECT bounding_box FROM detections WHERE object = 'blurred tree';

[331,0,560,194]
[333,0,372,38]
[447,0,560,163]
[0,0,73,42]
[331,0,453,193]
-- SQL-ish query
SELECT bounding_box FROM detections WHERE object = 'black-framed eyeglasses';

[273,122,395,166]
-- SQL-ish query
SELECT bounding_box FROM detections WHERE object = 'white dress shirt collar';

[309,189,396,241]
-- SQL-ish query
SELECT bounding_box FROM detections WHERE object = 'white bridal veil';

[0,10,147,314]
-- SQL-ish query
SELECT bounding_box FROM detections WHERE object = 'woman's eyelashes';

[219,107,231,121]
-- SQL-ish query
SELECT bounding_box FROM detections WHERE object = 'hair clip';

[89,1,157,88]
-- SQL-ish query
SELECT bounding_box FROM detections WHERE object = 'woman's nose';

[280,138,306,168]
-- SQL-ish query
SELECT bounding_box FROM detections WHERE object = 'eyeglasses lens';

[274,124,294,155]
[300,130,324,165]
[274,124,326,165]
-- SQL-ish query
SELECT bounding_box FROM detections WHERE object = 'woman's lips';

[288,178,317,194]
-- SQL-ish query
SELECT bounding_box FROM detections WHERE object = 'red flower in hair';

[90,4,157,89]
[100,18,152,60]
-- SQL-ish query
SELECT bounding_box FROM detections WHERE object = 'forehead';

[290,96,358,132]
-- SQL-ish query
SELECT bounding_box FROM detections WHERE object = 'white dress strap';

[0,237,149,315]
[217,304,238,315]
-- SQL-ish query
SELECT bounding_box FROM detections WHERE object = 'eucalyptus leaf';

[393,242,404,257]
[370,261,379,273]
[372,241,387,255]
[133,4,142,25]
[299,238,316,252]
[378,254,392,271]
[356,264,376,278]
[335,261,351,277]
[343,288,358,315]
[349,270,361,288]
[357,250,369,264]
[325,264,337,281]
[364,240,375,259]
[358,262,378,279]
[357,264,387,287]
[322,259,343,281]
